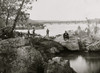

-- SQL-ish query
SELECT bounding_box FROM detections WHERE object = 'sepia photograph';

[0,0,100,73]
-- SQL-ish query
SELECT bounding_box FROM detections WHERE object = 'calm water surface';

[16,23,88,36]
[60,52,100,73]
[16,23,100,36]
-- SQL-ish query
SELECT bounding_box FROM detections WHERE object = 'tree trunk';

[5,9,10,26]
[11,0,25,33]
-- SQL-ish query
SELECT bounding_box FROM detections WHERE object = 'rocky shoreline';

[54,34,100,52]
[0,26,100,73]
[0,37,76,73]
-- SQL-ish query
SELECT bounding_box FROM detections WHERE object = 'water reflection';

[69,53,100,73]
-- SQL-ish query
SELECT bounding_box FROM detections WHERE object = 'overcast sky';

[29,0,100,21]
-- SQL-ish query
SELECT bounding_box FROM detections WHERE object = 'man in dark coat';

[63,31,69,41]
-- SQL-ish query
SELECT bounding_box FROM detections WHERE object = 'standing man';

[63,31,69,41]
[33,27,35,37]
[46,29,49,37]
[27,30,30,38]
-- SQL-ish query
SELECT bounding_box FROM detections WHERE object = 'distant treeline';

[41,19,100,24]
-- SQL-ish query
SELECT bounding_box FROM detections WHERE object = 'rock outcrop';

[30,37,65,61]
[0,37,44,73]
[0,37,77,73]
[86,40,100,51]
[54,35,79,51]
[45,57,76,73]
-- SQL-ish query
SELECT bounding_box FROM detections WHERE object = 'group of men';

[27,28,69,41]
[45,29,69,41]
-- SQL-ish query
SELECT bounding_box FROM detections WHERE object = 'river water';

[16,23,100,37]
[16,23,88,36]
[60,52,100,73]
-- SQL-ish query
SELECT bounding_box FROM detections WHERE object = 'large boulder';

[0,37,26,48]
[30,37,65,61]
[45,57,76,73]
[0,37,44,73]
[54,35,79,51]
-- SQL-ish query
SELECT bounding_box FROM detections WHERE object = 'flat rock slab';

[54,35,79,51]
